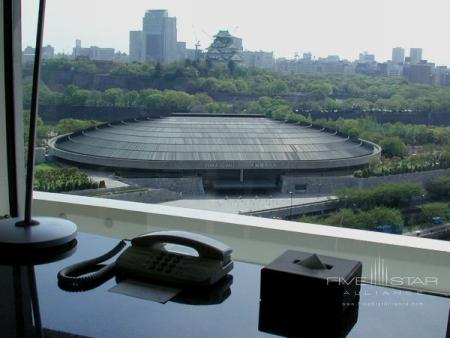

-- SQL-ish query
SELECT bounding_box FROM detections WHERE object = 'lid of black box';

[263,250,362,281]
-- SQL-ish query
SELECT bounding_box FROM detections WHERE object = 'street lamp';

[289,191,293,219]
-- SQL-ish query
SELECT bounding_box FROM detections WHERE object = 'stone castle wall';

[281,169,450,194]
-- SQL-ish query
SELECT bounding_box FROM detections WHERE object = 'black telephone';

[58,231,233,291]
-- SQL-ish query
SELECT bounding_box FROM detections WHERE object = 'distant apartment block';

[378,61,403,77]
[403,61,433,84]
[276,54,354,75]
[434,66,450,86]
[318,59,355,74]
[72,40,116,62]
[409,48,423,64]
[387,62,404,77]
[22,45,54,63]
[358,51,376,64]
[114,52,129,63]
[392,47,405,64]
[129,31,143,62]
[241,51,275,70]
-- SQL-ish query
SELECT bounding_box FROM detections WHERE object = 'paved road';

[161,194,334,214]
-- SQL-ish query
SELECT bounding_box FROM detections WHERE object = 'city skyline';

[22,0,450,65]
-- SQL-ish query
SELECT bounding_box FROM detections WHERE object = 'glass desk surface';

[36,232,450,338]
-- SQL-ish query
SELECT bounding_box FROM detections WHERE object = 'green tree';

[86,90,104,106]
[154,62,163,78]
[193,93,213,105]
[309,82,333,100]
[303,207,403,231]
[124,90,140,107]
[55,119,102,135]
[62,85,91,106]
[39,84,63,105]
[426,176,450,200]
[380,137,408,158]
[337,183,423,210]
[102,88,124,107]
[163,90,195,111]
[23,110,50,144]
[421,202,450,223]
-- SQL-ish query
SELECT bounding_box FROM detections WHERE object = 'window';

[19,0,450,243]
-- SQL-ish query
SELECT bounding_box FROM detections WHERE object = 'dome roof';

[49,115,380,171]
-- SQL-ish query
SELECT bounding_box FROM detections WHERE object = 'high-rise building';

[141,10,166,63]
[143,10,168,34]
[410,48,423,64]
[358,51,375,63]
[392,47,405,64]
[144,34,164,62]
[129,31,143,62]
[140,9,178,64]
[130,9,185,64]
[162,17,177,63]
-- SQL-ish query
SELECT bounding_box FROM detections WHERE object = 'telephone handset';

[117,231,233,287]
[58,231,233,291]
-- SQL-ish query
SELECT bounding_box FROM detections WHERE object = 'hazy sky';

[22,0,450,65]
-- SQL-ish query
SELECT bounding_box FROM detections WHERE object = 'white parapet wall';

[34,191,450,295]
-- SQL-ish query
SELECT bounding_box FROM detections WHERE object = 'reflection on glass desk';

[36,233,450,338]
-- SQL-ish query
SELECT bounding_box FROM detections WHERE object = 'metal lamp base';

[0,217,77,264]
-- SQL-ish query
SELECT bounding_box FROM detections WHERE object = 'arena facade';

[49,114,381,191]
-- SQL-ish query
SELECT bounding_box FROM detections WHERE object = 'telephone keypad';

[116,246,231,286]
[158,254,190,276]
[145,253,184,275]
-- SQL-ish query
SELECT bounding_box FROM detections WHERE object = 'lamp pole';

[0,1,77,337]
[289,191,293,219]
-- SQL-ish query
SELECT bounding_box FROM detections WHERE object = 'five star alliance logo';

[327,257,438,288]
[369,256,389,286]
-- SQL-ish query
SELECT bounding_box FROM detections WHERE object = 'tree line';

[24,110,101,144]
[24,84,240,115]
[300,177,450,232]
[31,58,450,113]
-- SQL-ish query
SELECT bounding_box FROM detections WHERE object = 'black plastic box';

[259,296,360,337]
[260,250,362,315]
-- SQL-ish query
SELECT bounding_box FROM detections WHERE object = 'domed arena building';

[49,114,381,192]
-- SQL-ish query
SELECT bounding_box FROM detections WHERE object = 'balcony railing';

[34,191,450,295]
